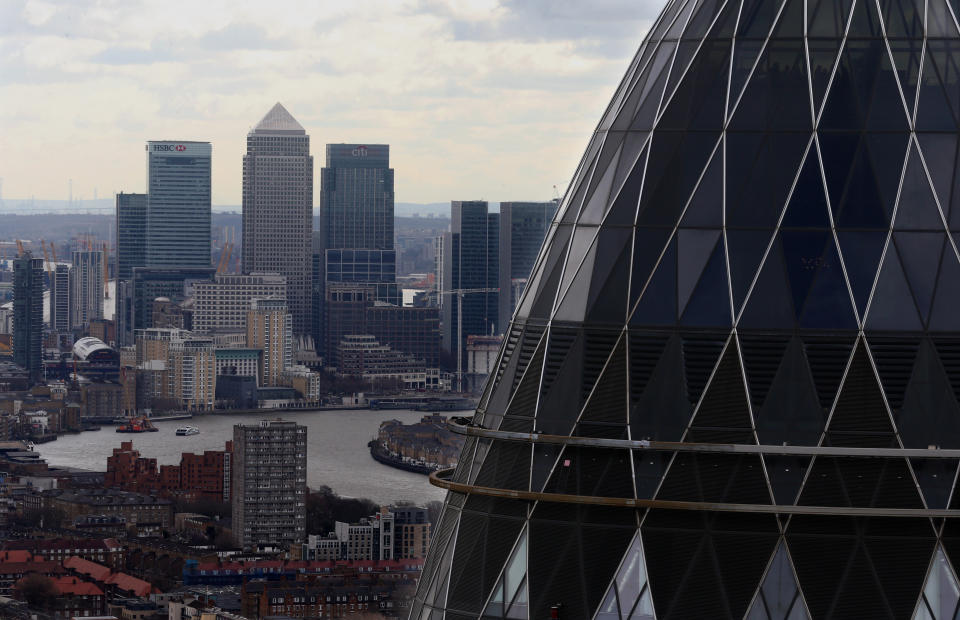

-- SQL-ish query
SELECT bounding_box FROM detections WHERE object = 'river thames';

[35,409,449,505]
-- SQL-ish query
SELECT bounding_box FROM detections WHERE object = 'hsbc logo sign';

[152,144,187,152]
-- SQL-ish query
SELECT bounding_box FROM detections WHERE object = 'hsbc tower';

[145,140,212,268]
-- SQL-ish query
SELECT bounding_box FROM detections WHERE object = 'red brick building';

[104,441,232,503]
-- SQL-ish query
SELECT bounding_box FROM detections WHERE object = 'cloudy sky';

[0,0,661,206]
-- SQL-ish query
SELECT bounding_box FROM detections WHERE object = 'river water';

[35,409,449,506]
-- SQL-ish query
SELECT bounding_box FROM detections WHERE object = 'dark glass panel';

[729,38,811,131]
[681,333,728,407]
[836,230,889,317]
[861,520,938,620]
[530,443,560,493]
[637,131,721,227]
[899,339,960,449]
[820,40,910,132]
[824,341,898,448]
[808,39,844,114]
[771,0,804,37]
[577,147,619,226]
[894,232,946,323]
[605,142,647,228]
[630,334,691,442]
[865,242,924,331]
[895,143,947,231]
[846,0,884,37]
[867,334,921,412]
[917,133,958,214]
[917,41,960,132]
[614,41,676,132]
[628,227,673,314]
[929,245,960,330]
[890,39,923,116]
[726,228,775,316]
[781,146,830,228]
[808,0,853,38]
[684,340,753,442]
[677,229,722,314]
[585,231,633,324]
[679,144,722,227]
[803,335,857,410]
[446,511,525,616]
[754,336,825,446]
[779,229,831,316]
[578,337,628,426]
[662,40,701,107]
[756,543,800,620]
[725,132,809,229]
[737,238,796,328]
[729,39,764,112]
[535,331,583,437]
[630,235,677,326]
[911,459,960,509]
[879,0,925,38]
[684,0,724,41]
[633,451,673,499]
[657,453,771,503]
[543,446,635,498]
[799,239,857,330]
[738,0,783,38]
[658,39,731,131]
[739,334,791,409]
[680,236,731,327]
[763,455,812,505]
[928,0,960,37]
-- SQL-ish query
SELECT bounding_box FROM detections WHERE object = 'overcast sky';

[0,0,662,206]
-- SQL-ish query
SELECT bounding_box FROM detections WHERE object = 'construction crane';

[102,241,110,299]
[438,287,499,393]
[15,240,24,256]
[40,239,53,279]
[216,243,233,274]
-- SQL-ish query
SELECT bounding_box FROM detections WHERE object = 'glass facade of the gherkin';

[412,0,960,618]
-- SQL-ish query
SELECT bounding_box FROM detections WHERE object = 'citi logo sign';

[153,144,187,152]
[352,146,368,157]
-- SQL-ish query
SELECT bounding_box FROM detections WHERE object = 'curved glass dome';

[413,1,960,618]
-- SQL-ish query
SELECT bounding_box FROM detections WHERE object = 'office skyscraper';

[145,141,211,269]
[232,419,307,550]
[13,253,43,385]
[116,192,147,280]
[413,1,960,618]
[315,144,395,355]
[242,103,313,336]
[440,201,499,381]
[69,249,104,329]
[498,201,557,331]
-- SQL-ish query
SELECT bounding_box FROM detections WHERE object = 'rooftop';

[251,102,305,135]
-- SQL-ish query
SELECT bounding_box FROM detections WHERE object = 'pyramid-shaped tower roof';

[251,102,305,134]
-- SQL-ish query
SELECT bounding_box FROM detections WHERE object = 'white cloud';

[0,0,659,204]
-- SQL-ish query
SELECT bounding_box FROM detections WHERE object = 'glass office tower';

[145,141,211,268]
[413,1,960,618]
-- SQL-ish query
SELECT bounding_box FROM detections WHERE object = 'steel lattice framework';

[411,0,960,618]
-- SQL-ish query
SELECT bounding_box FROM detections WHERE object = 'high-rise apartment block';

[440,201,500,376]
[50,264,70,332]
[69,249,105,329]
[13,253,43,385]
[193,273,287,333]
[169,337,216,410]
[242,103,313,336]
[246,299,292,386]
[116,192,147,280]
[145,141,212,269]
[232,419,307,551]
[498,201,557,330]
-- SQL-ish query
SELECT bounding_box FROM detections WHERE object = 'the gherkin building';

[412,0,960,618]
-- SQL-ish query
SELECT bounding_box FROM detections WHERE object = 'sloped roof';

[106,571,156,596]
[252,102,304,134]
[50,575,104,596]
[64,556,111,581]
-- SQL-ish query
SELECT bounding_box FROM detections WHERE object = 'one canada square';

[413,0,960,619]
[242,103,313,336]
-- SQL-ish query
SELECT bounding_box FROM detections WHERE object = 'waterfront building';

[231,419,307,550]
[278,365,320,402]
[246,298,292,386]
[440,201,499,378]
[315,144,395,355]
[13,253,43,385]
[242,103,313,336]
[497,201,557,330]
[169,337,216,410]
[116,192,147,281]
[413,1,960,618]
[215,348,262,385]
[117,266,215,346]
[193,272,287,333]
[338,334,430,390]
[106,440,233,504]
[50,264,70,332]
[145,141,212,269]
[69,248,105,329]
[366,304,441,369]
